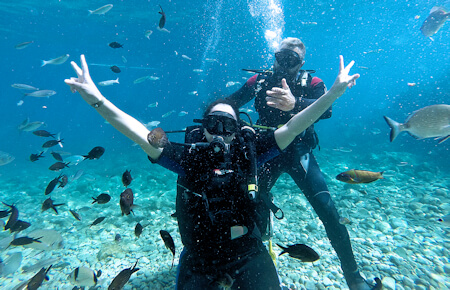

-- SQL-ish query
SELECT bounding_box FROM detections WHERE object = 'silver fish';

[25,90,56,98]
[22,257,59,273]
[89,4,113,15]
[41,54,69,67]
[145,30,153,39]
[11,83,39,90]
[384,104,450,143]
[17,118,45,132]
[0,152,15,166]
[133,76,151,84]
[162,110,175,118]
[98,78,119,86]
[15,41,33,50]
[0,252,22,277]
[420,6,450,38]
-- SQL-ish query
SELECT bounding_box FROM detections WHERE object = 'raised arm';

[274,55,359,150]
[64,55,162,160]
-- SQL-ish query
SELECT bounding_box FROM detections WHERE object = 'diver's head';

[273,37,305,81]
[202,101,239,144]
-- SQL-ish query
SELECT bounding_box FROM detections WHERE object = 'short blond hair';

[279,37,305,60]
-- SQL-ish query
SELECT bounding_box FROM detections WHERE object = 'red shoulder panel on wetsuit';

[310,77,323,87]
[246,74,258,87]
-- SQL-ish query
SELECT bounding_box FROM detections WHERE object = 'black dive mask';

[202,111,238,136]
[275,49,302,69]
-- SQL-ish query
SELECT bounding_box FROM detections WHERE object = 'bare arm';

[274,55,359,150]
[64,55,162,160]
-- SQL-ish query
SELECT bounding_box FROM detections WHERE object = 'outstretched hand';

[64,55,103,105]
[330,55,360,96]
[266,78,296,111]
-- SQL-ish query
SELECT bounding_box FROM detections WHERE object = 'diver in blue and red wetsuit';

[227,37,379,289]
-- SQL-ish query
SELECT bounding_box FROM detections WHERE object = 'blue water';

[0,0,449,288]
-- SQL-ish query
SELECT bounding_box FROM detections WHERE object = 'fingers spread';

[339,55,344,71]
[71,61,82,77]
[345,60,355,72]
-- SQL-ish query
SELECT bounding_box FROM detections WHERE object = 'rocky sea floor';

[0,147,449,289]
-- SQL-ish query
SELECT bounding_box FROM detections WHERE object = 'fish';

[89,217,106,227]
[339,217,352,225]
[42,178,60,196]
[98,78,119,86]
[438,214,450,226]
[193,69,203,73]
[83,146,105,160]
[420,6,450,38]
[0,209,10,218]
[148,76,159,81]
[115,233,122,242]
[160,230,175,268]
[133,76,151,84]
[147,127,169,148]
[58,174,68,188]
[41,198,64,214]
[50,152,63,162]
[89,4,113,15]
[188,91,198,96]
[384,104,450,143]
[158,5,166,29]
[108,260,139,290]
[181,55,192,61]
[14,41,34,50]
[205,58,218,63]
[336,169,384,184]
[65,155,85,165]
[17,118,45,132]
[68,266,101,287]
[109,42,123,49]
[301,21,318,25]
[9,236,42,247]
[25,90,57,98]
[362,49,384,54]
[148,102,158,108]
[2,202,18,231]
[276,243,320,262]
[0,152,14,166]
[121,56,127,63]
[22,257,59,273]
[120,188,134,216]
[144,121,161,129]
[407,82,416,87]
[110,65,121,73]
[48,161,70,171]
[10,220,31,233]
[92,193,111,204]
[0,252,22,277]
[162,110,175,118]
[41,54,69,67]
[11,83,38,90]
[122,170,132,187]
[145,30,153,39]
[27,229,64,251]
[26,265,52,290]
[69,209,81,221]
[33,130,56,138]
[135,222,143,238]
[178,111,188,117]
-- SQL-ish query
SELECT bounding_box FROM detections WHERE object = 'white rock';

[382,277,396,290]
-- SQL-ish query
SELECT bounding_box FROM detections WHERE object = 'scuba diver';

[226,37,379,289]
[65,54,359,289]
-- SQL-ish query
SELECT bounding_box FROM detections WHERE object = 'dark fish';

[160,230,175,269]
[92,193,111,204]
[49,161,70,171]
[45,174,62,195]
[90,217,106,227]
[26,265,52,290]
[336,169,384,184]
[115,233,122,242]
[108,260,139,290]
[134,222,143,238]
[147,127,169,148]
[2,202,19,230]
[33,130,56,138]
[110,65,121,73]
[420,6,450,37]
[109,42,123,48]
[0,209,11,218]
[10,220,31,233]
[122,169,132,187]
[51,151,63,161]
[84,146,105,160]
[42,139,63,148]
[69,209,81,221]
[9,236,42,247]
[30,151,45,162]
[372,278,383,290]
[68,266,100,287]
[120,188,134,216]
[58,174,69,188]
[158,5,166,29]
[276,243,320,262]
[41,198,65,214]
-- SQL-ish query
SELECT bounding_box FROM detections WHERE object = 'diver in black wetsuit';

[227,37,377,289]
[65,54,359,289]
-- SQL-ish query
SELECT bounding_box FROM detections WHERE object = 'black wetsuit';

[149,127,281,290]
[227,72,364,286]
